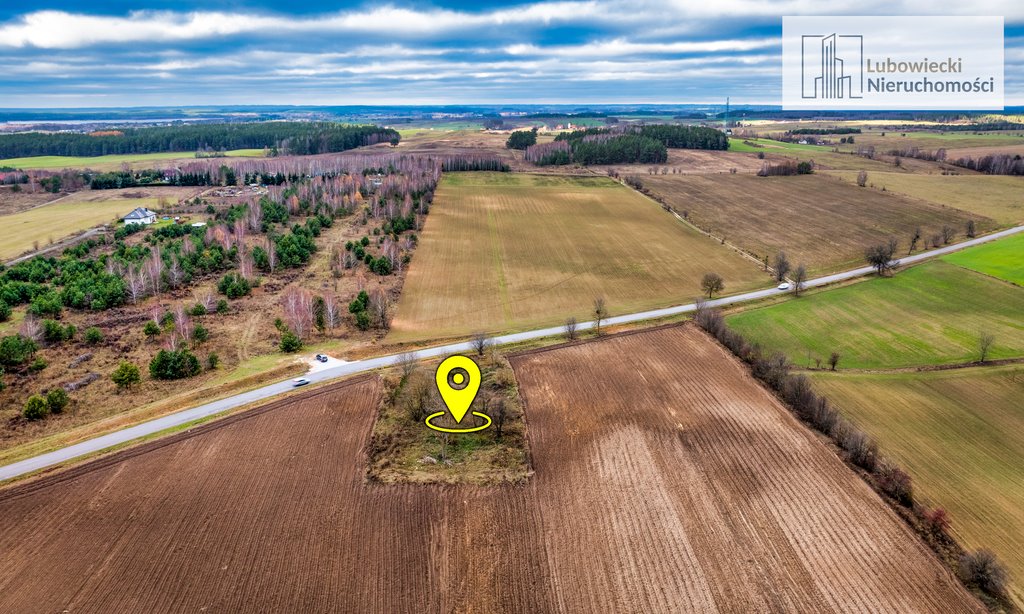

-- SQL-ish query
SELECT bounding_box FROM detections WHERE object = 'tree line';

[0,122,400,160]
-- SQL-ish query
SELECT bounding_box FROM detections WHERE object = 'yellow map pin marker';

[425,355,491,433]
[435,355,480,422]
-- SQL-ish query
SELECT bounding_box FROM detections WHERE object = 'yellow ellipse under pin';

[425,411,492,434]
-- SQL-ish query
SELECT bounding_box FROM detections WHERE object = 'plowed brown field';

[0,327,980,612]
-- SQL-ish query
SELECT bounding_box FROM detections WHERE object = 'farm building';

[122,207,157,225]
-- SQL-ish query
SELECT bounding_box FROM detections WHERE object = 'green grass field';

[0,149,265,171]
[942,232,1024,285]
[727,261,1024,369]
[812,366,1024,607]
[387,172,768,343]
[824,171,1024,226]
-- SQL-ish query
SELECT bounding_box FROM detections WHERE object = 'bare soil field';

[639,173,988,273]
[0,326,980,612]
[388,172,768,343]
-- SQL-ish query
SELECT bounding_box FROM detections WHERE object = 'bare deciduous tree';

[865,239,898,276]
[941,225,956,244]
[979,332,995,363]
[772,250,791,282]
[908,227,922,254]
[281,286,314,338]
[322,294,340,330]
[493,397,508,441]
[397,352,418,377]
[369,289,391,330]
[593,297,608,336]
[701,272,725,298]
[564,317,578,341]
[966,219,976,238]
[856,170,868,187]
[793,264,807,296]
[471,331,491,356]
[828,351,841,371]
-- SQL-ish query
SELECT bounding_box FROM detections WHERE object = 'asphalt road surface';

[2,225,1021,481]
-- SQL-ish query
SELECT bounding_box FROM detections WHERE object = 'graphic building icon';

[802,34,864,99]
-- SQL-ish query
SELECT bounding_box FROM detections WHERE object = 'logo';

[801,34,863,100]
[783,16,1003,110]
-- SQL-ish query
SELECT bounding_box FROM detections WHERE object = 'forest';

[0,123,400,159]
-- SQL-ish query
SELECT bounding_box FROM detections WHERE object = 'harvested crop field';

[388,172,767,343]
[0,326,980,612]
[824,171,1024,225]
[811,365,1024,608]
[640,173,988,273]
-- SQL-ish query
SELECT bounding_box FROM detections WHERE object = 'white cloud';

[5,2,1023,49]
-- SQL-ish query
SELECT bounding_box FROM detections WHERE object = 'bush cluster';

[149,349,202,380]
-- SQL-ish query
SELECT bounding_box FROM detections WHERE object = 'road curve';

[2,225,1021,481]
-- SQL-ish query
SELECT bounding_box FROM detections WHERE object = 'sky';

[0,1,1022,108]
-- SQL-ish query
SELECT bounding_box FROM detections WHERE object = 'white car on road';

[293,378,310,387]
[777,282,791,290]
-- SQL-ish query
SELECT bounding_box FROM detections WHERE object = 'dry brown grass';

[640,173,989,273]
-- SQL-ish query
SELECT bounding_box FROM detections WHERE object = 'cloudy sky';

[0,1,1022,107]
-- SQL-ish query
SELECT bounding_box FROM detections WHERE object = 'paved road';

[2,225,1021,481]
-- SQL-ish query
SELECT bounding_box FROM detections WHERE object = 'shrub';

[216,299,230,314]
[279,330,303,353]
[143,321,161,337]
[836,421,878,471]
[959,550,1008,598]
[0,334,38,367]
[42,319,72,343]
[29,357,47,372]
[0,300,10,323]
[876,463,913,506]
[84,326,104,344]
[111,361,142,390]
[190,303,207,317]
[922,507,951,536]
[149,349,202,380]
[46,388,70,414]
[217,273,252,299]
[23,394,50,421]
[206,352,220,370]
[355,310,371,331]
[349,290,369,314]
[193,325,209,345]
[28,291,62,318]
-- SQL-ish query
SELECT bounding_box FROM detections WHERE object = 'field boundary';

[0,375,375,501]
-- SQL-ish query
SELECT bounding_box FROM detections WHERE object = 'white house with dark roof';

[122,207,157,225]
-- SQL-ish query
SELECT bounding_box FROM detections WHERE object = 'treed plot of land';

[388,172,767,343]
[0,187,201,260]
[639,173,985,273]
[0,149,266,171]
[727,261,1024,369]
[943,231,1024,285]
[0,327,981,612]
[825,171,1024,225]
[812,366,1024,608]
